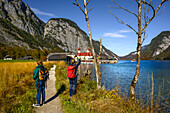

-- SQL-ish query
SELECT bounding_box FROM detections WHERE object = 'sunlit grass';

[54,61,151,113]
[0,61,55,112]
[0,59,36,62]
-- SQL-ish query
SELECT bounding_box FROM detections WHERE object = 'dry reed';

[0,61,53,112]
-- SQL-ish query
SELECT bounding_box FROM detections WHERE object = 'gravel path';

[34,65,63,113]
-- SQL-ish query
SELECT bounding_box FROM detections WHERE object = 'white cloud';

[119,30,132,33]
[103,33,126,38]
[103,29,132,38]
[31,7,56,17]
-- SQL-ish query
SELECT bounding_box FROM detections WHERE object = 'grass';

[0,61,55,112]
[2,60,167,112]
[54,61,151,113]
[0,60,36,62]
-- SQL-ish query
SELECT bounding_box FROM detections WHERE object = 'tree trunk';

[84,0,101,89]
[97,38,102,88]
[130,0,142,100]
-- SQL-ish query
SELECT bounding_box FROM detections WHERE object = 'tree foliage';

[0,45,51,60]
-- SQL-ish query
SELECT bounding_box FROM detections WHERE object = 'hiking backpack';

[39,66,49,82]
[67,65,76,78]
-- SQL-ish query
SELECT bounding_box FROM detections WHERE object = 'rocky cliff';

[141,31,170,60]
[0,0,44,37]
[44,18,118,59]
[120,31,170,60]
[44,18,89,52]
[0,18,47,49]
[0,0,118,59]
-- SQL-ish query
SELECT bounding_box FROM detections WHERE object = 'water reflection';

[77,61,169,103]
[90,60,170,107]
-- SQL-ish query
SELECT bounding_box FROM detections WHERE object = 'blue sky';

[22,0,170,56]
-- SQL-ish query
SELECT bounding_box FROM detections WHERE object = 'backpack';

[39,66,49,82]
[67,65,76,78]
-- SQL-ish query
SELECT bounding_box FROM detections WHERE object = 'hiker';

[33,60,48,107]
[67,55,81,97]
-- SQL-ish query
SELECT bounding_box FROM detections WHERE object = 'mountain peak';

[120,31,170,60]
[0,0,45,36]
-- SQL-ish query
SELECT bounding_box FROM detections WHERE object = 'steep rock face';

[0,0,45,37]
[0,18,42,49]
[0,0,118,58]
[44,18,89,52]
[120,31,170,60]
[141,31,170,60]
[44,18,118,59]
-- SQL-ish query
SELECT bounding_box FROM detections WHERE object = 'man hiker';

[33,60,48,107]
[67,55,81,97]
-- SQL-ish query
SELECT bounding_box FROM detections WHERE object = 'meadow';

[54,61,151,113]
[0,61,54,112]
[0,60,167,112]
[0,60,36,62]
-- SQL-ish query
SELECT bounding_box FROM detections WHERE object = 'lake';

[87,60,170,108]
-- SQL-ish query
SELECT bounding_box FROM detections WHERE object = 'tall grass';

[0,61,54,112]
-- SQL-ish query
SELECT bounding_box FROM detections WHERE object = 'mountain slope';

[0,18,39,48]
[141,31,170,60]
[0,0,45,37]
[0,0,118,59]
[120,31,170,60]
[44,18,118,59]
[0,0,61,49]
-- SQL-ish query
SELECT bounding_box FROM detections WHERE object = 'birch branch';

[98,38,102,60]
[74,0,85,14]
[87,0,90,5]
[141,0,168,32]
[88,7,93,13]
[110,11,138,34]
[110,0,138,18]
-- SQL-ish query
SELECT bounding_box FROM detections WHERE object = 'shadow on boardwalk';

[45,84,66,104]
[35,65,63,113]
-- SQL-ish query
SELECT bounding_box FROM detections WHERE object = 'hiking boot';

[33,104,40,107]
[43,101,46,104]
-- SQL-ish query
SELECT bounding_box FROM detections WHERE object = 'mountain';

[0,18,42,49]
[0,0,45,36]
[119,51,136,60]
[120,31,170,60]
[44,18,118,59]
[0,0,47,49]
[0,0,118,59]
[141,31,170,60]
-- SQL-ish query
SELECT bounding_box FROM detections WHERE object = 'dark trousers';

[69,76,77,97]
[36,80,45,104]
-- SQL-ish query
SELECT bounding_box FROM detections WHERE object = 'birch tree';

[73,0,102,89]
[110,0,169,99]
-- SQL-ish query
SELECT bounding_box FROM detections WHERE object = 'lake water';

[88,60,170,108]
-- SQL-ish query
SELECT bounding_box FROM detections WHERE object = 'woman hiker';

[33,60,48,107]
[67,55,81,97]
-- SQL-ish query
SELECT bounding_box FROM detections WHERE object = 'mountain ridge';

[44,18,118,59]
[0,0,118,59]
[0,0,45,37]
[120,31,170,60]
